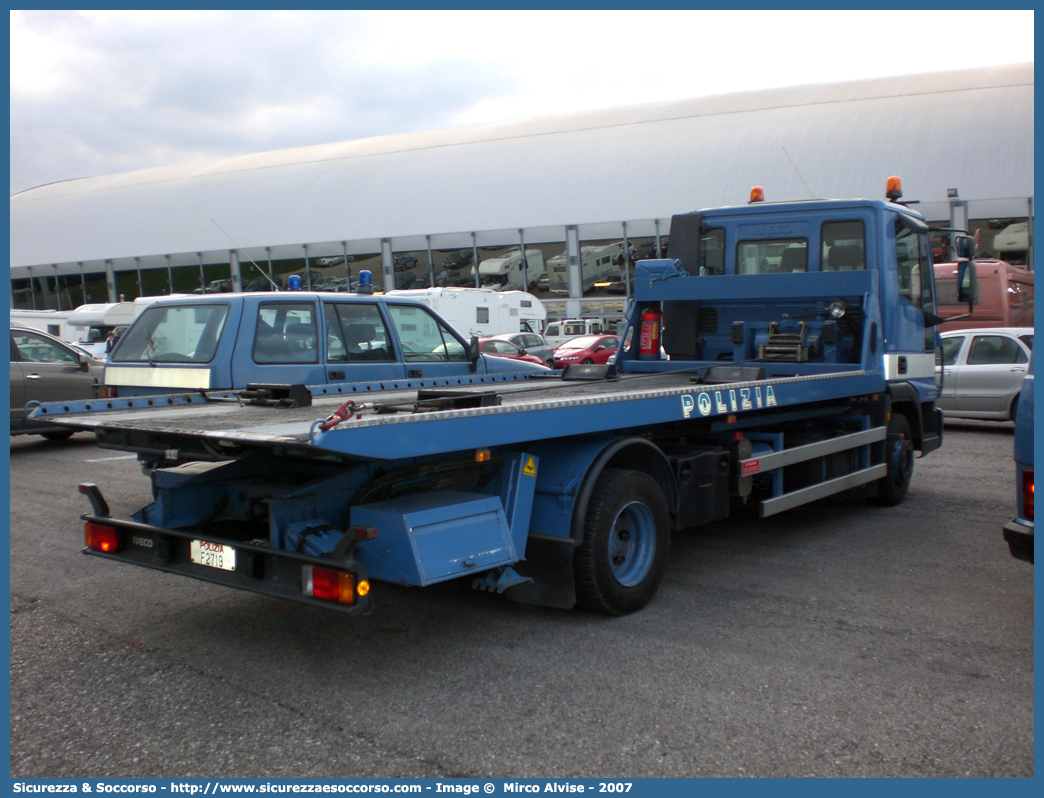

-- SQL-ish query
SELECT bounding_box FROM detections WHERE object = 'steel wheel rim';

[608,501,657,587]
[892,438,913,487]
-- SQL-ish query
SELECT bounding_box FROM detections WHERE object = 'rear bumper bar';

[81,514,371,614]
[1002,519,1034,564]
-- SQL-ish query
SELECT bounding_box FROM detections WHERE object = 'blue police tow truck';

[35,180,978,615]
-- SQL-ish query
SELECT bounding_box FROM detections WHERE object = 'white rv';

[548,242,626,294]
[387,287,547,339]
[9,309,75,340]
[478,249,545,292]
[993,221,1030,266]
[542,318,607,349]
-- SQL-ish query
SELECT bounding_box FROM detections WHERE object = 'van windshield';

[112,304,229,363]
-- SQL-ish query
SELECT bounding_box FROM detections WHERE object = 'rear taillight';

[302,565,366,605]
[84,522,122,553]
[99,385,117,399]
[1022,469,1033,521]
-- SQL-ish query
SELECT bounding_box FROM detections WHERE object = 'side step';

[738,426,888,518]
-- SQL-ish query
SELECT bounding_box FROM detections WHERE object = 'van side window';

[821,221,866,271]
[941,336,964,365]
[967,335,1028,365]
[387,305,469,362]
[112,304,229,363]
[253,303,318,364]
[325,303,393,363]
[12,330,78,363]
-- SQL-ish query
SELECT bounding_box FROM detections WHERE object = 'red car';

[477,338,549,368]
[553,335,621,368]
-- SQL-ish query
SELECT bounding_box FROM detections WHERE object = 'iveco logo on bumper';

[131,536,154,549]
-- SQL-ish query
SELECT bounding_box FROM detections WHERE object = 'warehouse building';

[9,62,1034,317]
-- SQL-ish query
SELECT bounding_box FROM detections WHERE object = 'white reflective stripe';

[883,353,935,380]
[105,366,212,389]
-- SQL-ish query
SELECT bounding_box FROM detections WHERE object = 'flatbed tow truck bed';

[35,366,879,460]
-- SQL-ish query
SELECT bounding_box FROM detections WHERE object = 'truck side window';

[325,303,393,363]
[894,221,936,349]
[736,239,807,275]
[895,224,928,308]
[821,221,866,271]
[254,303,318,364]
[388,305,469,362]
[700,229,725,275]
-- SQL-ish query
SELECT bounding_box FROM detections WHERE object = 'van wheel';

[574,469,670,615]
[40,430,74,441]
[871,413,914,507]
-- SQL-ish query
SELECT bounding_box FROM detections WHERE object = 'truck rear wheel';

[872,412,914,507]
[575,468,670,615]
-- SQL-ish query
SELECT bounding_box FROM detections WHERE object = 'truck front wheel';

[575,468,670,615]
[872,412,914,507]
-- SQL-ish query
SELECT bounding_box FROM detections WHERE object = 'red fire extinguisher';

[639,304,662,360]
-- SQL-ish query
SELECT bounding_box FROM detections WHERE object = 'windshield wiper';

[142,327,158,367]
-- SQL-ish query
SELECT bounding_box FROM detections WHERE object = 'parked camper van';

[386,287,547,339]
[992,221,1030,267]
[543,318,607,349]
[478,249,545,291]
[548,242,626,294]
[9,309,74,341]
[935,259,1033,330]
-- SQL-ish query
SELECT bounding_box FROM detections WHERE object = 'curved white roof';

[10,62,1034,278]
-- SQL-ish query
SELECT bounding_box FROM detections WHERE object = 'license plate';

[190,540,236,571]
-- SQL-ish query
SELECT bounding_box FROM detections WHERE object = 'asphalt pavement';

[8,420,1033,778]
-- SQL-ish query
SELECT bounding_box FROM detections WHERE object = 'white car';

[938,327,1033,421]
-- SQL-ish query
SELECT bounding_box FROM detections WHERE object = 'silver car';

[10,325,103,440]
[492,332,555,368]
[938,327,1034,421]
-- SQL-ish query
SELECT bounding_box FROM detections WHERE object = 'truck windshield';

[112,304,229,364]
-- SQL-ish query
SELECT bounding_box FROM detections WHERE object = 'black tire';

[1010,394,1020,423]
[574,468,670,615]
[582,358,594,364]
[872,412,914,507]
[40,430,74,441]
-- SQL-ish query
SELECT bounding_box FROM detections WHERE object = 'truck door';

[322,301,406,383]
[890,216,938,384]
[385,303,478,378]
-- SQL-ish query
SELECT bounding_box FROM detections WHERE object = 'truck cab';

[104,292,547,396]
[616,189,967,459]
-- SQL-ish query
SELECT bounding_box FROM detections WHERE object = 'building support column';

[381,239,395,293]
[106,260,117,303]
[230,250,242,292]
[565,225,582,319]
[426,235,435,287]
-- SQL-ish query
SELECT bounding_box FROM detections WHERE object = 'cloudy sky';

[10,9,1035,196]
